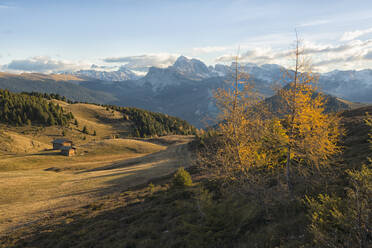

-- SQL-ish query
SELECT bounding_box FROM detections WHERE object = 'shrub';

[82,125,89,134]
[172,167,192,187]
[148,182,155,193]
[306,165,372,247]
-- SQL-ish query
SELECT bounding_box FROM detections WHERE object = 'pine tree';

[82,125,88,134]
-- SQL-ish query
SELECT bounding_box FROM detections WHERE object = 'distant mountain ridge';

[0,56,371,127]
[65,56,372,103]
[0,72,118,104]
[52,55,372,104]
[64,66,140,81]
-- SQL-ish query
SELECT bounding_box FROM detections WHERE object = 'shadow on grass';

[33,151,61,156]
[0,181,196,248]
[78,146,172,173]
[0,140,194,247]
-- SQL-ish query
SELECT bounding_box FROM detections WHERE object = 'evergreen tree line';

[0,89,74,126]
[22,92,195,137]
[1,89,195,136]
[22,92,76,104]
[105,105,196,137]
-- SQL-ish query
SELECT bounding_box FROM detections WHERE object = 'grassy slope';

[1,106,371,248]
[0,101,195,236]
[0,72,117,103]
[0,72,84,82]
[0,101,130,156]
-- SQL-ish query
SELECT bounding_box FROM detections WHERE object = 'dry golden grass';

[0,72,83,81]
[0,102,132,155]
[0,135,194,235]
[0,131,50,154]
[0,100,195,235]
[63,103,131,139]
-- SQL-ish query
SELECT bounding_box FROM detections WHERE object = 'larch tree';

[212,54,271,179]
[279,33,342,192]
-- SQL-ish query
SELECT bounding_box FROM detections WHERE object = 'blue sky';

[1,0,372,73]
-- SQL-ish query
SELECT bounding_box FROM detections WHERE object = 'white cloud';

[131,70,147,76]
[0,3,15,9]
[215,39,372,72]
[192,46,231,54]
[2,56,89,73]
[103,53,178,69]
[363,51,372,60]
[297,19,331,28]
[340,27,372,41]
[90,64,118,71]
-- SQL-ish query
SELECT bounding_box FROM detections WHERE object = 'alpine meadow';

[0,1,371,247]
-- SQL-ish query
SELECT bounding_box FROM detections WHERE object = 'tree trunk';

[286,146,292,195]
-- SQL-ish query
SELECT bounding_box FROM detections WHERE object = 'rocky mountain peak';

[171,56,210,78]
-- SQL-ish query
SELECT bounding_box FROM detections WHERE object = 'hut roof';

[53,139,72,144]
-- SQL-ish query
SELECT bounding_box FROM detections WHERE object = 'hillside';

[0,92,195,155]
[0,72,84,82]
[0,101,128,154]
[264,89,360,115]
[0,89,74,126]
[0,72,117,104]
[0,94,196,237]
[1,106,370,248]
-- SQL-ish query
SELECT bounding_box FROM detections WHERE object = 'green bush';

[306,164,372,247]
[173,167,192,187]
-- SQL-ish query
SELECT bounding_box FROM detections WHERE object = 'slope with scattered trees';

[105,105,196,137]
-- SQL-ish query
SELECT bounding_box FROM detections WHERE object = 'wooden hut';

[60,146,76,156]
[52,139,73,150]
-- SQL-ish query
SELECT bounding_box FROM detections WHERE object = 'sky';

[1,0,372,73]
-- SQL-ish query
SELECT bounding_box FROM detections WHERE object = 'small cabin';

[52,139,73,150]
[61,146,76,156]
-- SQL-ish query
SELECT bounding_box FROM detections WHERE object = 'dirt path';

[0,135,194,235]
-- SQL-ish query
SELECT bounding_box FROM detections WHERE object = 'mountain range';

[67,55,372,103]
[0,56,371,127]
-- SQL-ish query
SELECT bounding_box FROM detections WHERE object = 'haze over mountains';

[1,55,371,127]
